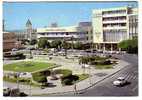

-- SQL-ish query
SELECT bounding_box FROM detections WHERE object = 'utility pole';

[3,19,5,31]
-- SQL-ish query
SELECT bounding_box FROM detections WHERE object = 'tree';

[118,37,138,54]
[30,39,37,45]
[38,38,50,49]
[61,41,71,49]
[74,42,83,50]
[50,40,62,49]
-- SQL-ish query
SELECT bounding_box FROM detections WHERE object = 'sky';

[3,1,138,30]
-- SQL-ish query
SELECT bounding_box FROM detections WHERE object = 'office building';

[36,22,92,43]
[92,6,138,51]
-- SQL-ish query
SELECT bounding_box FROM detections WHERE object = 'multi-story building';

[9,19,37,41]
[128,8,138,39]
[92,6,138,51]
[9,30,27,41]
[78,22,93,43]
[3,32,23,52]
[3,32,16,52]
[36,22,92,43]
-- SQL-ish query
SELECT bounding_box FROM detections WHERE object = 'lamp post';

[16,72,20,89]
[71,35,74,50]
[29,79,32,96]
[88,66,92,85]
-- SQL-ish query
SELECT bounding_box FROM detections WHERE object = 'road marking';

[132,75,137,80]
[132,86,138,92]
[126,74,133,80]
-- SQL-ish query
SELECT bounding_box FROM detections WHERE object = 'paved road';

[51,54,138,96]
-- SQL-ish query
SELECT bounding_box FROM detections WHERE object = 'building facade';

[128,8,138,39]
[36,23,92,43]
[78,22,93,43]
[26,19,37,41]
[3,32,16,52]
[92,6,138,50]
[10,19,37,41]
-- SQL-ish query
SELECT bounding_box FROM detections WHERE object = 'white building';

[92,6,138,50]
[36,25,88,43]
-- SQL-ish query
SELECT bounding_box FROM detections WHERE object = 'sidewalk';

[9,59,129,96]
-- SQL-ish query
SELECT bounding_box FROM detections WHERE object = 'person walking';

[74,84,77,95]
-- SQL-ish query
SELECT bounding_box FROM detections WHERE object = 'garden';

[3,61,89,87]
[79,55,118,69]
[32,69,89,86]
[3,61,56,72]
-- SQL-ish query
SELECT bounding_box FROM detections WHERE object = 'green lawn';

[75,74,89,82]
[95,64,114,69]
[3,76,40,87]
[3,61,55,72]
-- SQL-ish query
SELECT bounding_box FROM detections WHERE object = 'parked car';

[3,87,20,96]
[113,77,128,86]
[53,53,58,56]
[3,87,10,96]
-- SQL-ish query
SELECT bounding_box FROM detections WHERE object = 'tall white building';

[92,6,138,50]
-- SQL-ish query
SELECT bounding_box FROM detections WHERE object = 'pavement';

[3,55,130,96]
[53,54,138,96]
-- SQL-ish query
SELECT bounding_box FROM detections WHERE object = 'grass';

[95,64,114,69]
[3,76,40,87]
[3,61,55,72]
[75,74,89,82]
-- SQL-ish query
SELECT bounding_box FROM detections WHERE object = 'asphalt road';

[52,54,138,96]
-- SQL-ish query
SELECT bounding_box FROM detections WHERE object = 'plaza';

[3,2,138,97]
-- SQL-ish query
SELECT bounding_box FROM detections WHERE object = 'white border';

[0,0,141,100]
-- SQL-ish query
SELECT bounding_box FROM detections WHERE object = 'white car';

[3,87,10,96]
[113,77,127,86]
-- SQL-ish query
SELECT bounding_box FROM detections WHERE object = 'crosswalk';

[101,66,138,86]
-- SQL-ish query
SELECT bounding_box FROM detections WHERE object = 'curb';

[32,63,130,96]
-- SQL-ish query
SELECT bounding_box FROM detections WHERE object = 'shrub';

[93,60,111,65]
[62,78,73,85]
[79,56,109,64]
[62,75,79,81]
[61,75,79,85]
[32,72,47,83]
[53,69,72,78]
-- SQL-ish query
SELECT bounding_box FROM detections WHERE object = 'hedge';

[61,75,79,85]
[32,71,47,83]
[53,69,72,78]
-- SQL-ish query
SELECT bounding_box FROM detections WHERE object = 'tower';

[26,19,32,40]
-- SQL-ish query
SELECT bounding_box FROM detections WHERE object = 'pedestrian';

[74,84,77,95]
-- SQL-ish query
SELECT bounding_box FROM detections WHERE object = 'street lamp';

[16,72,20,90]
[88,66,92,85]
[71,35,74,51]
[29,79,32,96]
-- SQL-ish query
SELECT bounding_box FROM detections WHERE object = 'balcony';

[37,34,86,39]
[102,13,127,18]
[103,26,127,30]
[103,20,127,24]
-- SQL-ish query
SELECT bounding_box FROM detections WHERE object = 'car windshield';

[117,78,124,81]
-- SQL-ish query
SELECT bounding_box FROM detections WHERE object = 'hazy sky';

[3,1,138,30]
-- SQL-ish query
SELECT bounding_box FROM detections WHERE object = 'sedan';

[113,77,128,86]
